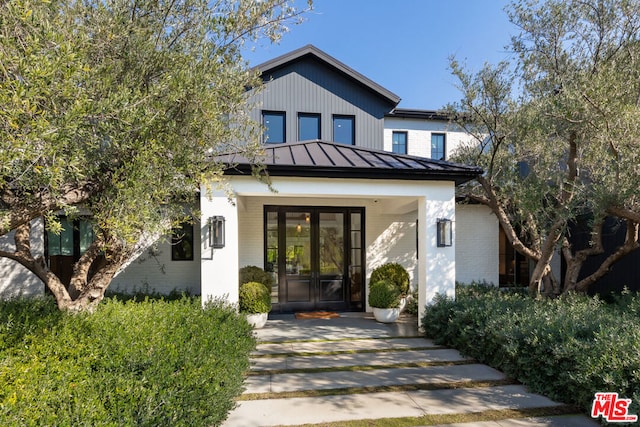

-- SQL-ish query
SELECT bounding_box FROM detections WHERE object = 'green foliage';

[0,0,310,310]
[449,0,640,293]
[370,263,410,295]
[239,281,272,314]
[422,285,640,415]
[0,296,255,426]
[239,265,274,288]
[368,279,401,309]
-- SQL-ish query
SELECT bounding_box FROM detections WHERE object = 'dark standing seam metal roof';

[220,140,482,186]
[255,44,401,106]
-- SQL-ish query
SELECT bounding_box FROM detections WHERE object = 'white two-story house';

[1,45,502,322]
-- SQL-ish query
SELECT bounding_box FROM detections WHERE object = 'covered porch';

[200,141,480,324]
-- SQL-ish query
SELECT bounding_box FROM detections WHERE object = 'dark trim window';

[46,217,95,259]
[392,131,407,154]
[431,133,446,160]
[332,115,355,145]
[262,111,285,143]
[172,222,194,261]
[298,113,321,141]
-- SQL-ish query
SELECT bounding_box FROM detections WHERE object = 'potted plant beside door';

[239,281,271,328]
[368,279,401,323]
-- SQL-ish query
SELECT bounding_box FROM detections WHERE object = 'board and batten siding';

[250,57,394,149]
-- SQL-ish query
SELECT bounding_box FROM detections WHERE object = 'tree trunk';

[573,220,639,292]
[0,221,130,312]
[528,219,564,295]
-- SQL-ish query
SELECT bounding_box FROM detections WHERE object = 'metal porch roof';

[219,140,482,186]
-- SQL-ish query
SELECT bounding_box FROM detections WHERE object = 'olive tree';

[449,0,640,294]
[0,0,310,311]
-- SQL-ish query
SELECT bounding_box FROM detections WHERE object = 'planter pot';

[246,312,268,329]
[372,307,400,323]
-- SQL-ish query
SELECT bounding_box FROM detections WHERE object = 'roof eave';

[223,164,480,186]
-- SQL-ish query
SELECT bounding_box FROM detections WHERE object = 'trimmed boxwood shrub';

[368,279,401,308]
[370,263,410,295]
[239,281,271,313]
[0,296,255,427]
[422,285,640,417]
[239,265,274,288]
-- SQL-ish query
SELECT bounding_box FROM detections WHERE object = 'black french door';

[264,206,364,312]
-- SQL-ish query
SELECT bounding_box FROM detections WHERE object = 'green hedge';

[422,285,640,418]
[0,296,255,426]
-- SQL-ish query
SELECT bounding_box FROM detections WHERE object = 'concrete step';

[225,385,571,426]
[243,363,507,395]
[250,347,471,372]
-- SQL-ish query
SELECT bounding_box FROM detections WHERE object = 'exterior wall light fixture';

[436,218,452,247]
[208,216,226,249]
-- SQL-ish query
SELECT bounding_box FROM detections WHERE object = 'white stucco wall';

[383,117,475,160]
[201,176,457,318]
[0,219,45,299]
[110,228,202,295]
[455,204,499,285]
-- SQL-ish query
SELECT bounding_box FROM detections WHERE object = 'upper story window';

[431,133,446,160]
[298,113,321,141]
[392,131,407,154]
[263,111,285,144]
[333,115,355,145]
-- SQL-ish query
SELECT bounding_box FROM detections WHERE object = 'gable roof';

[220,140,481,186]
[255,44,401,106]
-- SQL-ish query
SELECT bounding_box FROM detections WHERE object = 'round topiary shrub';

[370,263,410,295]
[368,279,401,308]
[239,282,272,314]
[239,265,274,288]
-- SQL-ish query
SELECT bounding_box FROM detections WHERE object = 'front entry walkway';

[223,313,599,427]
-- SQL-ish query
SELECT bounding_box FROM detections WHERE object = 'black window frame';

[392,131,408,154]
[262,110,286,144]
[297,112,321,141]
[332,115,355,145]
[431,133,446,160]
[171,222,195,261]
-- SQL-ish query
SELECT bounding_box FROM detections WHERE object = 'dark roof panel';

[220,140,482,186]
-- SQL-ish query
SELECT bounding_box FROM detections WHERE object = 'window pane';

[263,111,285,143]
[392,131,407,154]
[431,133,446,160]
[59,217,74,256]
[298,113,320,141]
[79,220,94,254]
[172,222,194,261]
[333,116,354,145]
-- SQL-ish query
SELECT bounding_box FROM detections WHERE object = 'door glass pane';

[266,211,279,303]
[319,212,344,275]
[286,212,311,275]
[349,212,363,306]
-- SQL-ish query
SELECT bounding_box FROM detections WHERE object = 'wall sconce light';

[208,216,225,249]
[437,218,452,247]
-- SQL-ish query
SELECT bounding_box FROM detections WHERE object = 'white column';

[200,188,239,309]
[417,188,456,327]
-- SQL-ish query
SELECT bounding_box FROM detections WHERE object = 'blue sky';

[243,0,517,110]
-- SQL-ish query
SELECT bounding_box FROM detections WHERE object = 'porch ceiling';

[219,140,482,186]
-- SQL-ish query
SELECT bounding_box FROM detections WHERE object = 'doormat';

[294,311,340,320]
